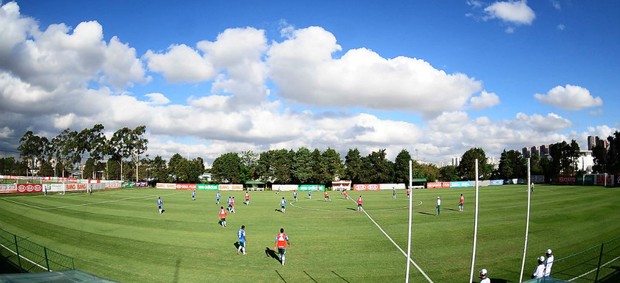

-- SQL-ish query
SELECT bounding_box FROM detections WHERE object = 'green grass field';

[0,185,619,283]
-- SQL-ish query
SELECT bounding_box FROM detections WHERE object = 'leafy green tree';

[362,149,394,183]
[240,150,259,181]
[394,149,412,184]
[0,157,20,175]
[530,154,544,175]
[310,148,329,184]
[458,148,490,180]
[498,150,527,179]
[605,131,620,174]
[322,148,343,183]
[344,148,363,183]
[292,147,313,183]
[439,165,459,181]
[18,131,48,175]
[417,163,440,182]
[211,152,242,183]
[548,140,580,179]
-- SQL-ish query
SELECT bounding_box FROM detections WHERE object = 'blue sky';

[1,0,618,165]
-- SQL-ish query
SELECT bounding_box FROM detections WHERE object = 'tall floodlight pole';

[519,158,532,282]
[406,160,413,283]
[469,159,480,283]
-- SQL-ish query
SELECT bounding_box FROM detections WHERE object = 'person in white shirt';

[532,256,545,279]
[544,249,554,277]
[436,196,441,216]
[479,268,490,283]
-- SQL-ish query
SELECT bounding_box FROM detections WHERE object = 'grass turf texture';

[0,185,618,282]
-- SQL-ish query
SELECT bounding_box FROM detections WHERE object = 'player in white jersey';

[479,269,490,283]
[544,249,554,277]
[532,256,545,279]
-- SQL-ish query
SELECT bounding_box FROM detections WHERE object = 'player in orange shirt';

[244,192,250,205]
[323,191,331,201]
[218,206,227,227]
[357,195,363,211]
[274,228,290,265]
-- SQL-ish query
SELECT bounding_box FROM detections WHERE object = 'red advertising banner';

[557,176,576,185]
[426,182,451,189]
[176,184,197,190]
[16,184,43,193]
[353,184,380,191]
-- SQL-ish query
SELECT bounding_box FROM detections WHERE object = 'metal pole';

[594,243,605,283]
[519,158,532,282]
[14,235,22,269]
[43,247,50,272]
[406,159,413,283]
[469,159,479,283]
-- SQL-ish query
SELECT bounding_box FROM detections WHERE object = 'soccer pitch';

[0,185,619,282]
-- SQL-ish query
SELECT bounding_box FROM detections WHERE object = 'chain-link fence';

[552,237,620,282]
[0,227,74,272]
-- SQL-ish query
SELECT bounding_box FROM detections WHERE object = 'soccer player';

[192,190,196,201]
[230,197,236,213]
[280,197,287,213]
[323,191,330,201]
[544,249,554,277]
[458,193,464,212]
[392,187,396,199]
[237,225,246,255]
[218,206,227,227]
[293,190,297,202]
[406,188,410,199]
[274,228,290,265]
[357,195,363,211]
[532,256,545,279]
[479,269,490,283]
[308,190,312,199]
[245,192,250,205]
[436,196,441,216]
[343,190,349,200]
[227,196,232,212]
[157,197,163,214]
[216,191,221,205]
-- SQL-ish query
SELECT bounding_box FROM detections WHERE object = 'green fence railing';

[0,227,74,272]
[552,236,620,283]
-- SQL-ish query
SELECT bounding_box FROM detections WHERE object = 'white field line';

[348,197,434,283]
[568,254,620,282]
[0,242,50,271]
[1,195,155,210]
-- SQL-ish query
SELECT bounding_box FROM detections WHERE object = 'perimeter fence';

[0,227,74,272]
[552,236,620,282]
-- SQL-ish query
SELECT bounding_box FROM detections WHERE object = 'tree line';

[6,125,619,185]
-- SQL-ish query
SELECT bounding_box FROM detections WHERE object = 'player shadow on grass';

[417,211,436,216]
[265,247,281,264]
[275,208,283,213]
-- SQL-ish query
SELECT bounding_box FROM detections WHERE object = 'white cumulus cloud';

[468,90,500,110]
[144,44,216,83]
[268,26,482,118]
[484,1,536,25]
[534,84,603,110]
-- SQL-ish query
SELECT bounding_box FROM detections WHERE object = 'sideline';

[348,197,434,283]
[1,194,160,210]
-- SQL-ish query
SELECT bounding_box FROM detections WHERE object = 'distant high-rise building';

[587,136,597,150]
[588,135,610,150]
[540,145,549,156]
[522,147,531,158]
[531,146,540,156]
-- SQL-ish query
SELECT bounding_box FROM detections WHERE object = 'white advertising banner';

[272,184,298,191]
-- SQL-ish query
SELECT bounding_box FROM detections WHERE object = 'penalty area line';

[349,198,433,283]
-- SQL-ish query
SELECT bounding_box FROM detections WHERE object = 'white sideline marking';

[349,198,434,283]
[568,255,620,282]
[1,195,155,210]
[0,243,50,271]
